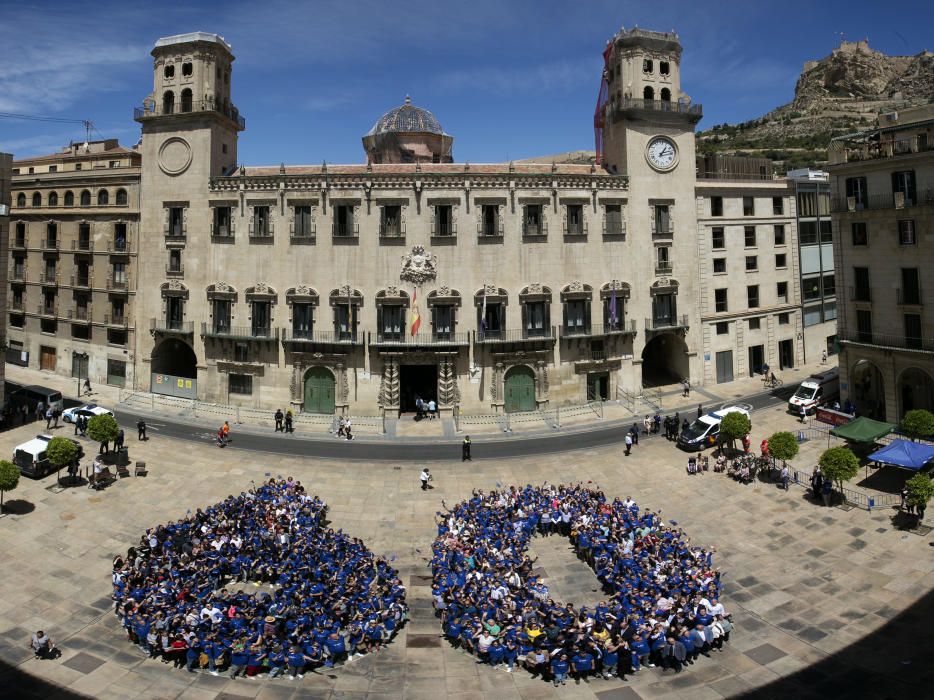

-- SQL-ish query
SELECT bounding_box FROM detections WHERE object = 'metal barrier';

[616,386,636,413]
[792,469,899,512]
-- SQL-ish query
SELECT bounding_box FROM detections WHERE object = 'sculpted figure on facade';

[400,245,438,285]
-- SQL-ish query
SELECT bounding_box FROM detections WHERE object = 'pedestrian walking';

[36,401,44,423]
[683,379,691,397]
[625,432,633,456]
[697,403,703,419]
[137,419,147,441]
[45,407,54,430]
[53,407,61,428]
[274,408,284,432]
[462,435,472,461]
[115,428,125,453]
[780,464,789,490]
[630,423,639,445]
[83,378,92,395]
[222,421,230,445]
[821,479,833,506]
[284,410,294,434]
[420,468,432,491]
[821,349,827,364]
[810,467,823,500]
[799,405,807,423]
[428,399,437,420]
[900,485,909,510]
[74,415,81,436]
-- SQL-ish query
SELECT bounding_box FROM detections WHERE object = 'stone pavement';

[0,398,930,699]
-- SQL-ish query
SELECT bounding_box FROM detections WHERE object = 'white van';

[789,368,839,415]
[12,434,84,479]
[677,406,751,450]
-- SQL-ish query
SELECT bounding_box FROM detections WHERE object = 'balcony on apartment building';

[561,320,638,340]
[368,330,470,349]
[151,318,194,337]
[201,322,279,342]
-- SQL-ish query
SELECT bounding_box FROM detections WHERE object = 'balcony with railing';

[651,220,673,238]
[897,287,923,306]
[829,133,934,166]
[42,237,60,251]
[369,331,470,348]
[655,261,673,275]
[838,327,934,353]
[645,315,690,333]
[281,329,358,347]
[105,313,129,327]
[71,273,91,289]
[611,97,703,123]
[522,221,548,238]
[12,236,26,250]
[474,327,556,345]
[108,237,130,253]
[201,323,279,341]
[37,303,58,317]
[150,318,193,336]
[72,239,94,252]
[831,187,934,213]
[378,223,405,240]
[561,320,637,339]
[39,271,59,285]
[135,98,245,130]
[9,299,25,312]
[165,263,184,277]
[602,220,626,238]
[69,307,92,323]
[106,275,130,292]
[10,265,26,281]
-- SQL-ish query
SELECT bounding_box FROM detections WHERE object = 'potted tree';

[904,473,934,529]
[818,446,860,507]
[719,411,752,455]
[0,460,21,516]
[767,431,799,483]
[900,409,934,442]
[46,437,80,488]
[87,414,120,459]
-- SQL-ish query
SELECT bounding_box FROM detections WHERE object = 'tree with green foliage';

[0,460,20,513]
[87,414,119,453]
[904,473,934,525]
[767,431,799,468]
[900,409,934,441]
[46,437,79,484]
[719,411,752,452]
[819,446,860,492]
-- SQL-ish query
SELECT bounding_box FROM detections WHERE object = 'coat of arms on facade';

[400,245,438,285]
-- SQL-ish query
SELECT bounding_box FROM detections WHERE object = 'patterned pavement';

[0,399,931,699]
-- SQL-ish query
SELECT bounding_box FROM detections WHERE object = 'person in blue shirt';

[550,651,570,686]
[287,644,311,679]
[185,637,202,673]
[266,644,287,678]
[323,631,348,666]
[570,649,594,682]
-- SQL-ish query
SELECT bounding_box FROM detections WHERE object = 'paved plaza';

[0,394,931,699]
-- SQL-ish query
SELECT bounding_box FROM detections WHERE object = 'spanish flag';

[410,289,421,336]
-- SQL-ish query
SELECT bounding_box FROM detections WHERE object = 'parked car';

[62,404,113,424]
[677,406,752,450]
[12,434,85,478]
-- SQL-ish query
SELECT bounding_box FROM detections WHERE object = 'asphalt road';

[75,384,797,462]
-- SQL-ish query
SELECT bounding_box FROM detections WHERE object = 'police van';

[12,434,84,478]
[677,406,751,450]
[789,368,839,415]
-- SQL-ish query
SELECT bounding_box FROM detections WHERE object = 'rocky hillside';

[698,40,934,170]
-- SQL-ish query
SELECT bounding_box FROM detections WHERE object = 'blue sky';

[1,0,932,164]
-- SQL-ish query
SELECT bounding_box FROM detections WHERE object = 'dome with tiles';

[368,96,444,136]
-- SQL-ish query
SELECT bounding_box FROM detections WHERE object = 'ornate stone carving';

[295,284,311,296]
[484,284,499,296]
[215,281,232,293]
[438,358,460,407]
[337,363,349,404]
[338,284,354,298]
[383,285,403,298]
[526,282,544,295]
[166,279,185,291]
[378,358,400,408]
[567,280,584,293]
[607,279,624,291]
[437,285,451,297]
[253,282,270,295]
[400,245,438,285]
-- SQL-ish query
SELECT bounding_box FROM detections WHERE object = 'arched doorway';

[898,367,934,418]
[504,365,535,413]
[641,333,689,387]
[304,367,335,415]
[150,338,197,398]
[850,360,885,420]
[151,338,196,378]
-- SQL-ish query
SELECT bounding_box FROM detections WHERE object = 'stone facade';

[828,104,934,421]
[7,141,140,388]
[0,152,11,408]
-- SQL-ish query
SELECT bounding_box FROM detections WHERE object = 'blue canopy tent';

[868,439,934,471]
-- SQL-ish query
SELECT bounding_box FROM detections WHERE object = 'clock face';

[646,137,678,171]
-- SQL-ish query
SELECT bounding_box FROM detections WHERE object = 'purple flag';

[609,288,618,327]
[480,291,488,336]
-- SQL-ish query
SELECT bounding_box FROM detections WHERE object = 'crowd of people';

[431,484,731,684]
[112,478,407,679]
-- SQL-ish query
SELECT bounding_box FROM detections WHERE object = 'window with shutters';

[432,305,455,340]
[292,205,314,240]
[603,203,624,237]
[333,204,356,238]
[432,204,455,237]
[166,206,186,238]
[522,204,545,237]
[212,206,233,239]
[251,301,271,337]
[479,204,502,238]
[250,205,272,238]
[477,294,505,339]
[845,177,868,209]
[565,204,585,236]
[379,205,404,239]
[652,204,672,236]
[898,219,916,245]
[292,303,313,339]
[14,222,25,247]
[563,299,590,336]
[213,300,232,334]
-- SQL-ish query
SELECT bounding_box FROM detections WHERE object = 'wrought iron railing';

[151,318,193,334]
[475,327,556,343]
[135,99,245,129]
[645,315,689,331]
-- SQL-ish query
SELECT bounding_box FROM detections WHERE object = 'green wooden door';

[504,365,536,413]
[304,367,335,414]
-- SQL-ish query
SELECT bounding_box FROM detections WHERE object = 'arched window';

[16,193,26,208]
[519,285,552,338]
[48,192,58,207]
[660,61,670,76]
[80,190,91,207]
[116,189,128,206]
[643,86,654,101]
[163,64,175,79]
[162,90,175,115]
[64,191,74,207]
[97,190,109,206]
[643,59,654,73]
[660,88,671,102]
[32,192,41,207]
[182,62,193,77]
[180,88,193,113]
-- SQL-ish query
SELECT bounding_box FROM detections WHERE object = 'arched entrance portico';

[898,367,934,419]
[641,333,689,388]
[504,365,536,413]
[303,366,336,414]
[850,359,886,420]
